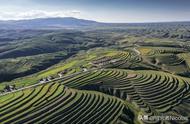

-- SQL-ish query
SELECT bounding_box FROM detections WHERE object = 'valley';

[0,18,190,124]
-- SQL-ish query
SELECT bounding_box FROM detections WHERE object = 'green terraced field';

[58,69,190,123]
[1,46,190,124]
[91,47,190,76]
[0,83,134,124]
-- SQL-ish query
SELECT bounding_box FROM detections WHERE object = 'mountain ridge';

[0,17,190,29]
[0,17,105,29]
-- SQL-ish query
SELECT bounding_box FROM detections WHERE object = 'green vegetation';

[1,23,190,123]
[0,51,67,82]
[0,83,134,124]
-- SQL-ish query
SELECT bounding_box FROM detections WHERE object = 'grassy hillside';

[0,30,114,82]
[0,51,67,82]
[1,24,190,123]
[0,25,190,82]
[0,82,135,124]
[1,46,190,123]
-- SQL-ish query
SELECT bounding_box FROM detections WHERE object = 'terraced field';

[137,47,186,56]
[1,46,190,123]
[91,51,142,69]
[92,47,190,77]
[0,82,134,124]
[59,69,190,123]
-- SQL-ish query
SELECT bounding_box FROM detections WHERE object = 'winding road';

[133,47,141,55]
[0,68,97,96]
[0,47,142,97]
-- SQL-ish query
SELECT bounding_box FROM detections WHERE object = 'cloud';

[0,10,81,20]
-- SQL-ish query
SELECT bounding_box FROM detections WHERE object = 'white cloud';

[0,10,81,20]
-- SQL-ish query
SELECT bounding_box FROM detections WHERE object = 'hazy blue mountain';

[0,17,190,30]
[0,17,104,29]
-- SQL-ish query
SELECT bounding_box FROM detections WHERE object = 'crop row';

[59,69,190,123]
[0,82,134,124]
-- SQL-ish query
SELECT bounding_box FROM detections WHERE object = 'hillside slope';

[0,83,134,124]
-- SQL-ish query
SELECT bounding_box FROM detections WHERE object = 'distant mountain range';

[0,17,190,29]
[0,17,106,29]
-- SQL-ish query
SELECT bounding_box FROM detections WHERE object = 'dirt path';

[0,69,97,96]
[133,47,141,55]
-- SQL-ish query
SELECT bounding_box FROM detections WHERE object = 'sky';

[0,0,190,22]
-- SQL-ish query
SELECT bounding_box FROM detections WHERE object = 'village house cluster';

[1,66,91,94]
[3,84,16,92]
[91,56,121,67]
[39,67,88,83]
